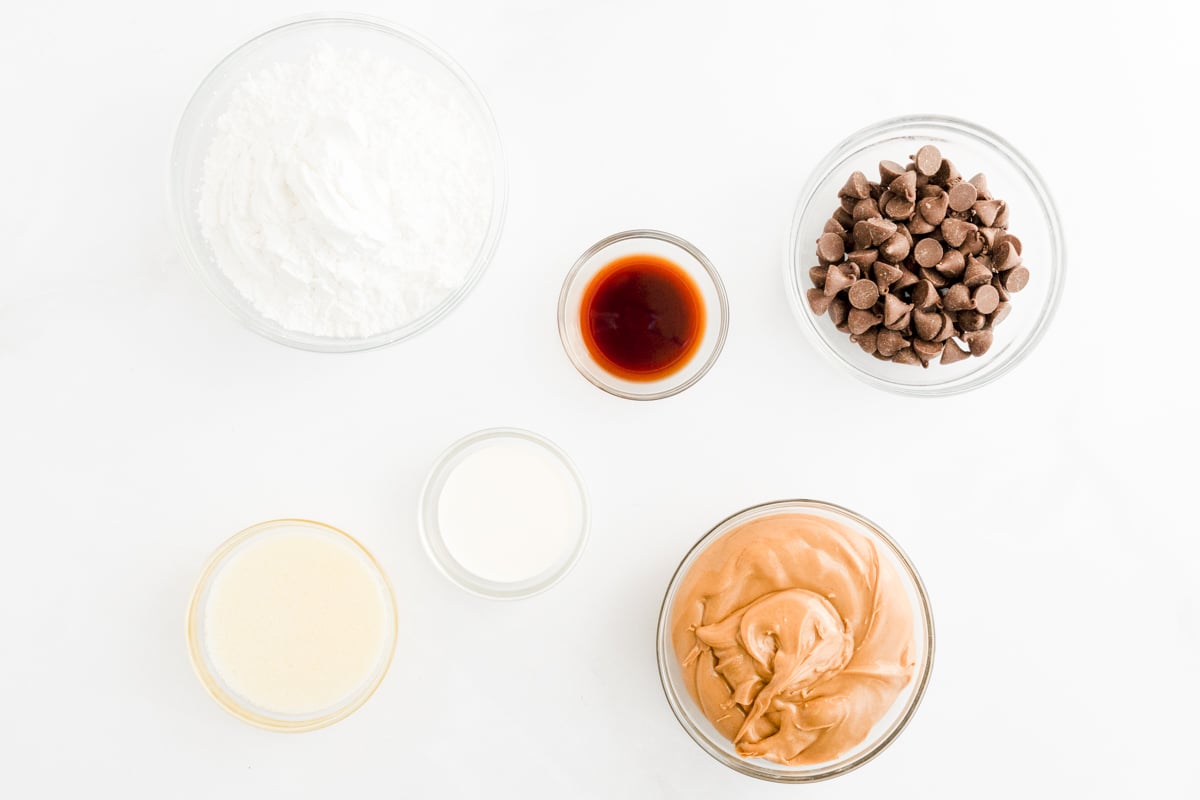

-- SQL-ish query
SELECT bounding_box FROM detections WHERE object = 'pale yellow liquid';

[202,527,392,717]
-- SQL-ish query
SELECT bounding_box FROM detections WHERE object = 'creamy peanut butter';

[670,512,915,766]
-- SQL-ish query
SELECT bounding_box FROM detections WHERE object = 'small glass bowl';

[786,115,1065,395]
[419,428,590,600]
[186,518,398,732]
[169,14,507,352]
[656,499,935,783]
[558,230,729,400]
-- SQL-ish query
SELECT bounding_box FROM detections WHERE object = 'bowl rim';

[557,228,730,401]
[784,113,1066,396]
[418,427,591,600]
[655,498,936,782]
[185,517,399,732]
[168,13,508,353]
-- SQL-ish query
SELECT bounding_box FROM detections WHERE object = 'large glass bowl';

[656,499,935,782]
[170,15,507,352]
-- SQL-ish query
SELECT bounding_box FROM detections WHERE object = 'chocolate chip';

[934,158,961,186]
[848,279,880,309]
[912,279,941,310]
[962,328,994,356]
[839,170,871,199]
[914,238,944,268]
[991,274,1010,303]
[816,232,845,263]
[958,230,986,257]
[914,145,942,177]
[918,184,944,200]
[807,287,833,315]
[879,160,907,185]
[840,195,858,213]
[943,282,973,311]
[873,261,902,290]
[935,312,958,341]
[852,327,878,354]
[972,199,1003,227]
[848,307,882,335]
[884,196,916,220]
[809,265,829,289]
[892,348,920,365]
[853,197,882,221]
[992,240,1022,271]
[940,217,976,248]
[989,302,1012,327]
[908,212,936,235]
[880,232,911,263]
[995,232,1022,255]
[972,284,1000,315]
[823,218,845,234]
[912,337,944,361]
[914,307,943,340]
[963,257,993,288]
[889,170,917,202]
[876,329,908,357]
[934,249,966,278]
[920,266,949,288]
[940,339,970,364]
[957,310,986,332]
[868,217,897,245]
[994,202,1009,227]
[947,181,978,212]
[968,173,990,200]
[828,295,850,327]
[846,249,878,269]
[1001,266,1030,292]
[833,207,855,228]
[823,263,856,296]
[884,293,914,328]
[918,193,949,226]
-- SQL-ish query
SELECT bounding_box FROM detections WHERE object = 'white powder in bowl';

[198,44,494,339]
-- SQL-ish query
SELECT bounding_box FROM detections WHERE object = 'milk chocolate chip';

[848,279,880,310]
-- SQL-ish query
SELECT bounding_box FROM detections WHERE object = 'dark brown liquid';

[580,254,705,382]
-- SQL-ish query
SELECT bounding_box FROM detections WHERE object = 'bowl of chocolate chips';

[786,115,1065,396]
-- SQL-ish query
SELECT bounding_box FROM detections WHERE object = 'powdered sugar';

[198,44,493,339]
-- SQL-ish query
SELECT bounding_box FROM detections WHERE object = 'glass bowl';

[169,15,507,352]
[186,518,398,732]
[419,428,590,600]
[786,115,1065,395]
[656,499,934,782]
[558,230,729,400]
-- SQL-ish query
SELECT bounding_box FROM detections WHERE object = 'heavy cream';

[670,512,915,766]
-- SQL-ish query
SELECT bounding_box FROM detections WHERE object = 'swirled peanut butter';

[670,512,915,766]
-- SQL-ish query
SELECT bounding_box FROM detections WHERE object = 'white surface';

[1,1,1196,797]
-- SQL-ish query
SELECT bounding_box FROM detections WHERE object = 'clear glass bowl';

[656,499,935,782]
[169,15,507,352]
[186,518,398,732]
[419,428,590,600]
[558,230,730,400]
[786,115,1065,395]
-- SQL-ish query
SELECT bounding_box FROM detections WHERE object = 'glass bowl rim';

[557,228,731,401]
[784,113,1066,396]
[168,12,509,353]
[185,517,399,732]
[655,498,936,782]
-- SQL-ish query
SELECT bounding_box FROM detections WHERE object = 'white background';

[2,1,1197,797]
